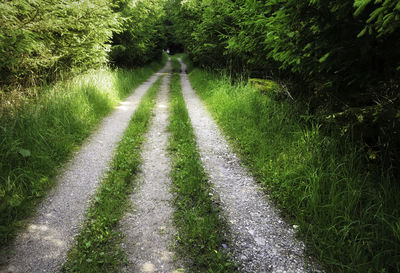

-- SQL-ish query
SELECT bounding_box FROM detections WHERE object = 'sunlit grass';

[188,67,400,273]
[0,60,165,245]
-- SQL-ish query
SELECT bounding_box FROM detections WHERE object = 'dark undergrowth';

[168,64,235,272]
[0,57,166,246]
[188,66,400,273]
[62,78,162,272]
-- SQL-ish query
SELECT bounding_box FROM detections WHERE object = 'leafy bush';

[168,0,400,93]
[0,0,120,90]
[166,0,400,189]
[110,0,167,67]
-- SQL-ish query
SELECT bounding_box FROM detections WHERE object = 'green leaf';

[318,52,330,63]
[354,0,373,16]
[382,13,394,27]
[18,148,31,158]
[357,27,368,38]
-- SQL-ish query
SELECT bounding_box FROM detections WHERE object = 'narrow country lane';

[120,63,183,273]
[178,59,321,273]
[0,64,170,273]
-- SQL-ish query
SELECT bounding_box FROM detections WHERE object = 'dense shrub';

[110,0,168,67]
[167,0,400,177]
[0,0,120,90]
[169,0,400,93]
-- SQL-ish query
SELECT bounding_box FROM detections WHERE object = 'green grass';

[168,66,235,272]
[62,77,162,272]
[188,67,400,273]
[0,59,165,246]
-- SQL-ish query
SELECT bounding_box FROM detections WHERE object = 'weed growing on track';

[0,60,165,245]
[168,68,235,272]
[62,78,162,273]
[188,68,400,272]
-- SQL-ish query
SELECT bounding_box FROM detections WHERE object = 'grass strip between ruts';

[62,78,162,273]
[168,68,235,272]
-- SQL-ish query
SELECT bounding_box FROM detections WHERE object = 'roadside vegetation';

[0,0,168,246]
[0,59,165,246]
[62,78,162,272]
[0,0,167,92]
[167,0,400,197]
[168,60,235,272]
[188,66,400,273]
[166,0,400,270]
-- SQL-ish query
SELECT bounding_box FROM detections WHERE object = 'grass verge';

[0,59,166,246]
[187,67,400,273]
[168,67,235,272]
[62,78,162,272]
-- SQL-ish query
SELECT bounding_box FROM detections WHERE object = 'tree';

[0,0,120,90]
[110,0,168,67]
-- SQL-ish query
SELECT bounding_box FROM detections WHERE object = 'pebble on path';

[0,64,170,273]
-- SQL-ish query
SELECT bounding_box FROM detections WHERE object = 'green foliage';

[355,0,400,37]
[62,78,162,273]
[166,3,400,218]
[189,68,400,273]
[110,0,168,67]
[0,0,120,89]
[0,61,164,245]
[168,66,235,272]
[165,0,240,70]
[166,0,400,91]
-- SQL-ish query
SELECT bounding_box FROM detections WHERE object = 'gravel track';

[120,65,183,273]
[178,59,321,273]
[0,64,169,273]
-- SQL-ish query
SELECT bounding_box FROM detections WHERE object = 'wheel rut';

[178,59,322,273]
[120,64,183,273]
[0,64,170,273]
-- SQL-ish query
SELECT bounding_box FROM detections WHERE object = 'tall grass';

[0,59,165,245]
[188,68,400,273]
